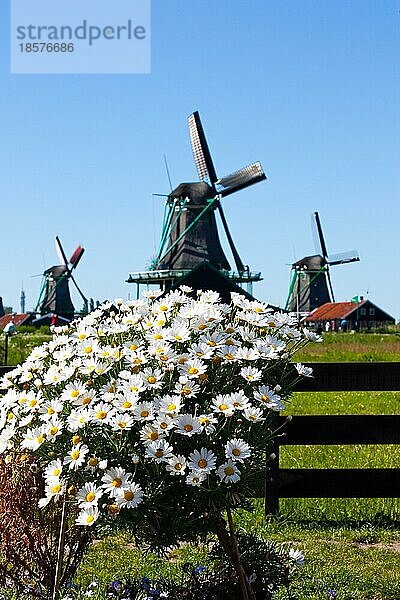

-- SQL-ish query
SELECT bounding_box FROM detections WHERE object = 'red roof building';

[0,313,33,331]
[306,300,395,331]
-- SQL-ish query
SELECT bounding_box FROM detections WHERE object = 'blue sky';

[1,0,399,319]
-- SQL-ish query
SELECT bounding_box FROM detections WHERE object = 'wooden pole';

[52,498,68,600]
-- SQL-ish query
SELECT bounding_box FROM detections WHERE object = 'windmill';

[127,111,267,300]
[285,212,359,314]
[35,237,87,321]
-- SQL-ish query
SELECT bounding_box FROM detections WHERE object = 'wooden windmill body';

[286,212,359,314]
[35,237,87,321]
[127,111,267,300]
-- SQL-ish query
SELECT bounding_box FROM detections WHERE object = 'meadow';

[1,331,399,599]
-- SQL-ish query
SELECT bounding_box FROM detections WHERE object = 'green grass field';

[1,331,399,599]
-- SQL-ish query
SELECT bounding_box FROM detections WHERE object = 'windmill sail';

[216,162,266,197]
[188,111,217,184]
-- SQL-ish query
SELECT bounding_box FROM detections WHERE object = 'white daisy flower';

[116,482,144,508]
[141,367,164,390]
[179,358,207,379]
[111,413,134,431]
[295,363,314,378]
[217,460,241,483]
[211,395,234,417]
[132,402,154,422]
[166,454,187,476]
[45,416,63,441]
[145,440,174,463]
[60,381,88,404]
[175,414,201,436]
[173,377,200,398]
[38,399,64,420]
[225,438,252,463]
[243,406,265,422]
[185,471,207,486]
[64,443,89,471]
[90,402,115,424]
[76,482,103,509]
[239,366,262,382]
[21,426,47,451]
[67,409,91,432]
[254,386,285,411]
[230,391,251,411]
[188,448,216,474]
[139,424,162,445]
[101,467,131,497]
[44,459,63,482]
[39,479,65,508]
[153,414,176,433]
[198,414,217,435]
[76,506,99,526]
[157,395,182,416]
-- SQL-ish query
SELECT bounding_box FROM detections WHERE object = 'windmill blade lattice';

[188,111,218,184]
[216,161,266,197]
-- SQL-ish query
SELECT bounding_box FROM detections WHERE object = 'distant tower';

[20,286,26,314]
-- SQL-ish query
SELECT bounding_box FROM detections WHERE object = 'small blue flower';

[328,590,337,599]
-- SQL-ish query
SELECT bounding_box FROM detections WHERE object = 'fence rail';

[265,362,400,514]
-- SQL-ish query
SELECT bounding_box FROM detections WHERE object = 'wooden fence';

[1,363,400,515]
[265,362,400,514]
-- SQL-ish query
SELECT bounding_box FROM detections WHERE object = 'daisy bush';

[0,289,318,599]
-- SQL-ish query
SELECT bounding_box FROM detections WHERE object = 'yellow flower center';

[97,411,107,420]
[198,459,208,468]
[19,397,27,404]
[86,491,95,502]
[154,333,163,340]
[188,367,199,375]
[86,515,95,524]
[183,424,193,432]
[52,483,62,494]
[160,422,168,430]
[208,340,216,347]
[7,412,14,421]
[225,353,234,360]
[50,426,58,436]
[155,450,164,458]
[178,357,187,364]
[53,468,61,476]
[140,410,149,418]
[198,324,207,331]
[147,376,156,384]
[129,344,138,350]
[174,335,182,341]
[72,435,81,445]
[124,490,135,501]
[71,450,80,460]
[112,478,122,488]
[47,407,55,415]
[118,421,126,429]
[174,463,183,471]
[89,457,98,467]
[149,432,158,441]
[29,399,37,407]
[182,387,191,395]
[134,357,142,364]
[71,390,79,398]
[168,403,176,411]
[84,346,92,354]
[219,404,228,411]
[160,305,168,312]
[224,466,235,476]
[78,333,86,340]
[82,397,91,405]
[232,448,241,457]
[37,434,44,444]
[123,401,132,409]
[226,327,234,333]
[108,504,120,515]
